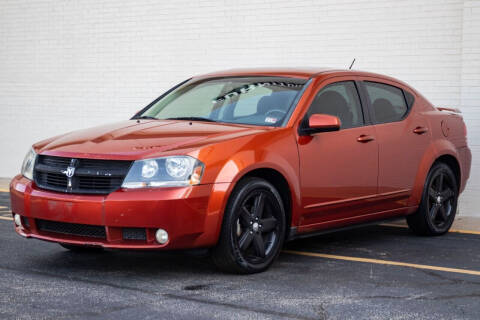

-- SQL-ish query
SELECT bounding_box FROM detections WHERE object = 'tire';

[407,162,458,236]
[212,177,286,274]
[60,243,104,252]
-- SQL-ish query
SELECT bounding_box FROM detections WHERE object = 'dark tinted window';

[306,81,364,129]
[404,90,415,108]
[364,82,408,124]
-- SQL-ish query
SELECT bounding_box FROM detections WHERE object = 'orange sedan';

[10,68,471,273]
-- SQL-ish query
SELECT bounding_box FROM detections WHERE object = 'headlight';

[21,148,36,180]
[121,156,204,189]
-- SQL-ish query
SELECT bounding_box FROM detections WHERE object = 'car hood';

[34,120,267,160]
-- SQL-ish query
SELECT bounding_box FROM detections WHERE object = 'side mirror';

[300,114,341,135]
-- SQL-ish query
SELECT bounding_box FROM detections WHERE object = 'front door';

[297,79,379,232]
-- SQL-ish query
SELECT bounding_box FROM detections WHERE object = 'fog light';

[155,229,169,244]
[14,214,22,227]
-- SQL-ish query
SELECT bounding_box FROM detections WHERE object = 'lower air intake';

[36,219,106,239]
[122,228,147,241]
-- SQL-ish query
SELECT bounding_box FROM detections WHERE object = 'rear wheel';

[60,244,104,252]
[407,162,458,236]
[212,177,286,274]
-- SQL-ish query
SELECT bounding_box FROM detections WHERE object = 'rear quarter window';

[364,81,408,124]
[404,90,415,108]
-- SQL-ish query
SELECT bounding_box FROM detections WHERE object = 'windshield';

[136,77,307,127]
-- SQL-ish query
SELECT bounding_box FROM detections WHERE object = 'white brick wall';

[0,0,478,214]
[460,0,480,214]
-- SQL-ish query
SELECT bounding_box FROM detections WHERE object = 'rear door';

[359,78,430,210]
[297,77,379,231]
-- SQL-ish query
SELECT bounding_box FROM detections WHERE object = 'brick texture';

[0,0,478,213]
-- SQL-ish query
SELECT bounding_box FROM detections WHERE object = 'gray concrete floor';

[0,190,480,319]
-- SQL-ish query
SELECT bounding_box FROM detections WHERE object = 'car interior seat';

[309,90,353,128]
[372,98,398,123]
[256,91,295,116]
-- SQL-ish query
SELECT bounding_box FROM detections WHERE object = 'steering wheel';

[265,109,287,118]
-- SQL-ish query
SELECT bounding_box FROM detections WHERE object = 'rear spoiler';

[437,107,462,113]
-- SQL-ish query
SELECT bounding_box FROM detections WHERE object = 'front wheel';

[212,177,286,274]
[407,162,458,236]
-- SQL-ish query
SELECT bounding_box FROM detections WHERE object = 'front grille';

[34,155,132,194]
[122,228,147,241]
[36,219,106,239]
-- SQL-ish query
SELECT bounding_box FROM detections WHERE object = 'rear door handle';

[357,135,375,143]
[413,126,428,134]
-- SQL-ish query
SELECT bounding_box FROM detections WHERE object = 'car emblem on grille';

[61,159,78,190]
[63,166,75,178]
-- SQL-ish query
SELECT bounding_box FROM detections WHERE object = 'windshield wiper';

[166,117,217,122]
[134,115,158,120]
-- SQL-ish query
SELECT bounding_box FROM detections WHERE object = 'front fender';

[198,128,302,239]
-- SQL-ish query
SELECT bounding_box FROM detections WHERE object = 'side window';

[364,82,408,124]
[306,81,364,129]
[404,90,415,108]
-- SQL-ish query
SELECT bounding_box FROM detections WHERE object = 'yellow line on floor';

[0,188,9,192]
[449,228,480,235]
[0,216,12,221]
[380,223,480,236]
[283,250,480,276]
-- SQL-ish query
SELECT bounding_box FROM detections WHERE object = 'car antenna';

[349,58,356,70]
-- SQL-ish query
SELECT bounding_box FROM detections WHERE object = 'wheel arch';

[241,168,293,239]
[410,139,462,206]
[434,154,461,191]
[212,164,299,246]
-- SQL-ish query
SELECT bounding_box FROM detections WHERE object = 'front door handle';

[357,135,375,143]
[413,126,428,134]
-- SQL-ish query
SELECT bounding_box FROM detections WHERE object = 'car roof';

[196,67,336,79]
[194,68,411,88]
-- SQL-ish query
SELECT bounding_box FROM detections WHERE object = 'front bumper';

[10,175,230,249]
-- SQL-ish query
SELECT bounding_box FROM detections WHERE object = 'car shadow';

[285,223,415,251]
[25,224,416,278]
[36,248,216,277]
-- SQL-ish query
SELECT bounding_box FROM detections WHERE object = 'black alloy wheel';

[236,190,280,262]
[426,169,456,229]
[212,177,286,274]
[407,162,458,235]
